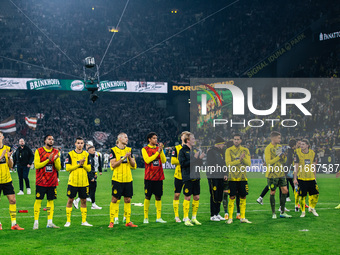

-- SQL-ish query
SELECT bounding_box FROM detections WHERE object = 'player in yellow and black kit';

[265,131,291,219]
[293,139,319,217]
[0,131,24,230]
[225,134,252,224]
[108,133,138,228]
[171,131,190,223]
[64,137,92,227]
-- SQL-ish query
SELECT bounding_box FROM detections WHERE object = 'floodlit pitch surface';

[1,169,339,254]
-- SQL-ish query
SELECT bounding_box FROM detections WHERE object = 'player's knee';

[270,190,276,195]
[155,196,161,201]
[282,188,288,194]
[184,196,191,201]
[193,195,199,201]
[145,196,151,200]
[9,198,16,204]
[124,197,131,203]
[230,196,235,200]
[174,193,180,200]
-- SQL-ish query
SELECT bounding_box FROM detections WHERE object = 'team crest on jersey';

[36,193,40,198]
[113,189,117,194]
[304,159,311,164]
[67,190,71,195]
[185,188,189,193]
[213,186,217,191]
[145,189,148,194]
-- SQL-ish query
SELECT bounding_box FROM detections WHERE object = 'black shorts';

[144,180,163,198]
[183,179,200,196]
[0,181,15,196]
[229,181,249,197]
[36,185,57,200]
[298,179,319,197]
[67,185,89,199]
[112,181,133,199]
[174,178,183,194]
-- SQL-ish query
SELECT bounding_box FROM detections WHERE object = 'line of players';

[0,130,321,230]
[170,131,321,225]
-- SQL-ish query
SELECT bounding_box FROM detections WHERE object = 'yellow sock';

[144,199,150,219]
[34,200,42,221]
[240,198,246,219]
[155,200,162,219]
[66,207,72,222]
[192,200,199,218]
[110,202,118,222]
[294,190,299,207]
[116,200,120,217]
[183,199,190,219]
[80,207,87,223]
[46,200,54,221]
[228,198,235,219]
[299,196,306,212]
[124,203,131,223]
[9,204,16,225]
[310,194,319,209]
[173,200,180,218]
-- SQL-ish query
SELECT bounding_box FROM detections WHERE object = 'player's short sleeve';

[109,149,116,160]
[171,148,177,158]
[293,153,299,164]
[65,153,72,165]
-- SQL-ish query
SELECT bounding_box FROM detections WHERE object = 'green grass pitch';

[1,169,340,254]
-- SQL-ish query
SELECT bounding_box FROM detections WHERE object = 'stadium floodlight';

[83,57,100,103]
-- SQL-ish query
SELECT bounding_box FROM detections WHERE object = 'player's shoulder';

[3,145,11,150]
[241,146,250,153]
[265,143,272,150]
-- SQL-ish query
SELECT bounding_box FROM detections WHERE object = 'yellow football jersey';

[171,144,182,180]
[110,146,136,183]
[0,145,12,184]
[295,148,316,180]
[264,143,287,178]
[225,145,251,181]
[66,150,91,187]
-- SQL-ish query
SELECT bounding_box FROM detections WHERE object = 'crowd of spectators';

[1,91,179,155]
[0,0,333,81]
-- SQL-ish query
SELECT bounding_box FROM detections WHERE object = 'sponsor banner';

[319,31,340,41]
[162,157,176,170]
[0,78,31,90]
[0,77,167,93]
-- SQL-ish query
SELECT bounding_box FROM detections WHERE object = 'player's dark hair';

[44,135,53,143]
[301,139,310,146]
[233,133,242,139]
[146,132,157,143]
[76,137,84,142]
[270,131,281,138]
[0,131,3,135]
[87,146,95,150]
[288,139,297,148]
